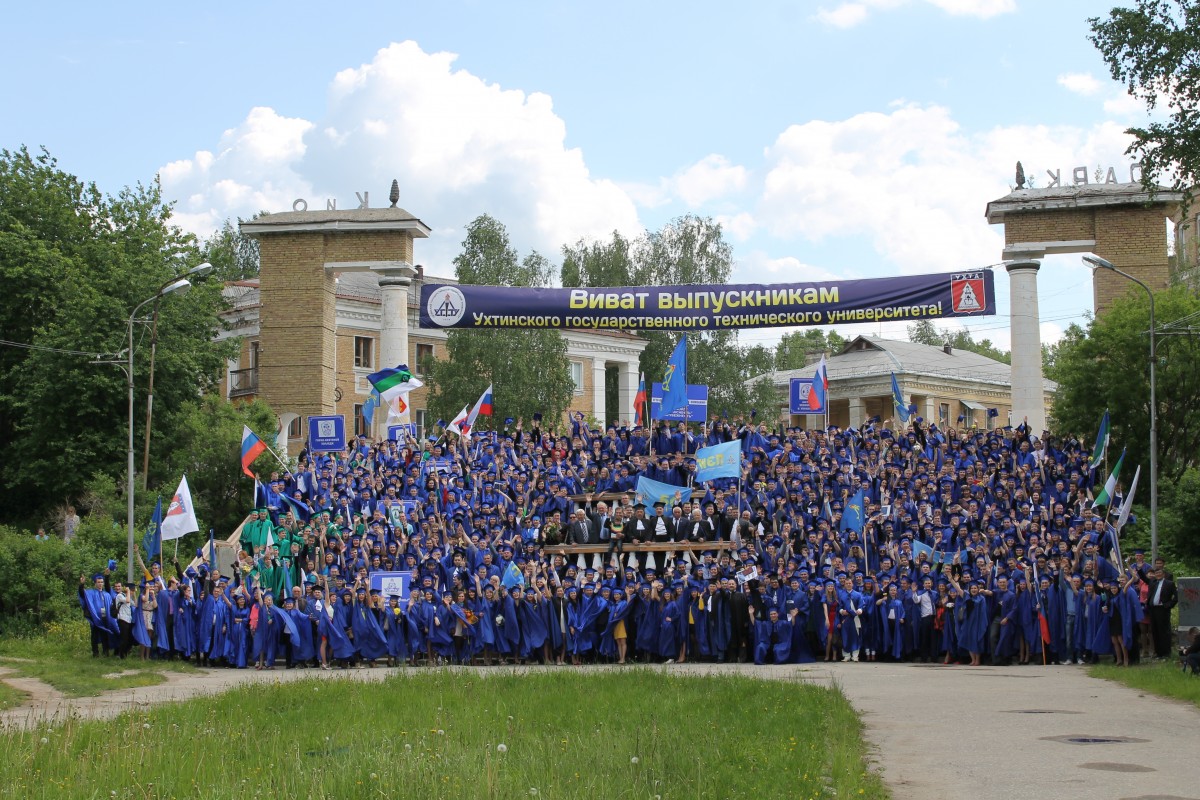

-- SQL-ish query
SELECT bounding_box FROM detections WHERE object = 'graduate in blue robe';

[226,592,251,668]
[78,574,120,656]
[955,580,988,666]
[600,589,632,662]
[251,590,280,668]
[705,583,733,663]
[132,583,153,653]
[153,584,177,656]
[381,595,409,666]
[993,578,1018,665]
[350,590,389,664]
[878,584,906,660]
[495,586,521,659]
[753,608,793,664]
[784,581,816,664]
[283,596,315,666]
[173,585,199,660]
[657,588,686,661]
[518,588,551,662]
[428,591,456,660]
[634,586,660,659]
[685,585,710,660]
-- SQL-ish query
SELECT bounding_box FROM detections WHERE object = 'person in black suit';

[568,509,593,546]
[1141,566,1178,658]
[650,503,675,545]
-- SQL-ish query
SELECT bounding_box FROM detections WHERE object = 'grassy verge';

[1089,660,1200,708]
[1,670,887,800]
[0,680,27,710]
[0,621,198,697]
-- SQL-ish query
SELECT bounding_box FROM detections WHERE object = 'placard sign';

[369,571,412,602]
[308,415,346,452]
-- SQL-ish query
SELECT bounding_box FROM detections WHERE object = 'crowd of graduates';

[77,413,1182,671]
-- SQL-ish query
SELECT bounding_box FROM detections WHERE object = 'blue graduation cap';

[987,408,999,418]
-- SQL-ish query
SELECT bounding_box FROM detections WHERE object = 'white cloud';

[671,154,747,206]
[159,41,642,269]
[734,251,840,282]
[716,211,757,242]
[817,3,869,28]
[1058,72,1102,96]
[755,104,1135,273]
[1103,93,1143,116]
[816,0,1013,27]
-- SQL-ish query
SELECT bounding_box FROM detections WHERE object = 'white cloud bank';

[817,0,1015,28]
[160,41,642,268]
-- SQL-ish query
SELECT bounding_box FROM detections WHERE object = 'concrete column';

[923,396,937,426]
[1006,260,1047,435]
[374,264,416,430]
[848,397,865,429]
[620,360,639,425]
[592,359,607,424]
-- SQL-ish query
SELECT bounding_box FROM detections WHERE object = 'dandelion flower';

[437,729,445,736]
[496,743,507,753]
[404,744,413,752]
[631,756,640,764]
[142,723,150,730]
[39,737,48,744]
[369,773,378,780]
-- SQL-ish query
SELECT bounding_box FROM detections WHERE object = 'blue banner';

[910,539,972,566]
[789,378,822,414]
[419,270,995,330]
[650,383,708,421]
[635,476,693,508]
[695,439,742,482]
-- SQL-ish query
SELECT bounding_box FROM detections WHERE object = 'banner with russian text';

[419,270,994,331]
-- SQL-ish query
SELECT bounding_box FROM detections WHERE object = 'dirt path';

[2,660,1198,800]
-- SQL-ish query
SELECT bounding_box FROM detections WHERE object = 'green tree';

[561,230,637,288]
[426,215,573,426]
[202,216,261,281]
[1050,285,1200,483]
[0,147,236,521]
[1090,1,1200,209]
[775,329,846,370]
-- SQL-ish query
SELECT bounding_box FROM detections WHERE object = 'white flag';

[1115,465,1141,531]
[160,475,200,541]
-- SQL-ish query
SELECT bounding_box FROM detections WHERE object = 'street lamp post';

[140,262,212,489]
[126,278,192,583]
[1083,254,1157,562]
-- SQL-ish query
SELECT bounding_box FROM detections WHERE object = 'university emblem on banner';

[950,273,985,314]
[427,286,466,326]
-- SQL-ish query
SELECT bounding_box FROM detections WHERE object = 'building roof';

[240,207,431,238]
[752,335,1057,392]
[985,182,1182,224]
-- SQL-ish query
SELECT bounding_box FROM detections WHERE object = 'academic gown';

[251,601,278,664]
[228,603,251,667]
[706,591,733,659]
[634,595,660,654]
[351,603,390,661]
[318,602,357,661]
[957,594,988,654]
[287,606,316,662]
[753,618,792,664]
[785,593,816,663]
[518,598,550,658]
[600,599,631,659]
[154,590,176,651]
[132,593,152,649]
[657,598,687,658]
[79,587,120,647]
[174,597,198,657]
[381,606,409,660]
[687,596,711,658]
[496,594,520,656]
[995,591,1018,659]
[880,597,906,660]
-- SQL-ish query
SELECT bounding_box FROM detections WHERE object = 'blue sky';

[1,0,1157,350]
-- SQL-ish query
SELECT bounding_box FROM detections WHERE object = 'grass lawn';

[0,621,198,697]
[1,670,887,800]
[1090,660,1200,709]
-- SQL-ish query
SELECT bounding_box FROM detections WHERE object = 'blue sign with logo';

[369,571,411,602]
[650,383,708,421]
[387,423,417,441]
[790,378,823,414]
[308,415,346,452]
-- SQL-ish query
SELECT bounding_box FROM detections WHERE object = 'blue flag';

[891,373,910,423]
[142,496,163,559]
[840,489,865,533]
[279,493,311,524]
[501,562,524,590]
[695,439,742,482]
[910,538,972,566]
[661,337,688,418]
[635,476,693,508]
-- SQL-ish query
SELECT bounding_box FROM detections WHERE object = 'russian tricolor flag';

[241,425,268,478]
[809,355,828,413]
[477,384,493,417]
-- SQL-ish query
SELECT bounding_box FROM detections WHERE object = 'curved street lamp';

[126,277,192,582]
[1082,254,1158,562]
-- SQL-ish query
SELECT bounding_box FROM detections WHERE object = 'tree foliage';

[775,329,846,370]
[1050,285,1200,485]
[1090,0,1200,209]
[427,215,573,427]
[0,147,237,522]
[201,216,261,281]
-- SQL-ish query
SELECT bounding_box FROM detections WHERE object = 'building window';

[414,343,434,374]
[354,336,374,370]
[415,409,427,442]
[939,403,949,427]
[248,340,260,368]
[961,406,975,429]
[569,361,584,395]
[354,404,367,437]
[288,417,302,438]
